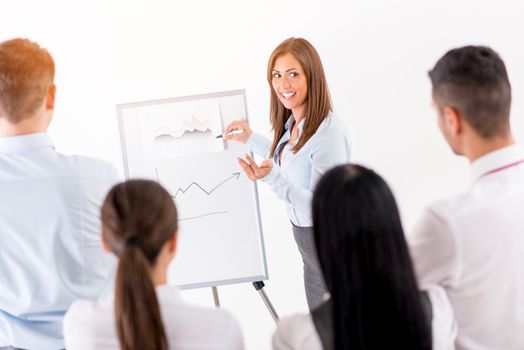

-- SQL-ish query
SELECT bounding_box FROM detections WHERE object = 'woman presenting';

[225,37,351,310]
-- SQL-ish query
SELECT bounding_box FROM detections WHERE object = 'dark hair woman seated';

[63,180,244,350]
[273,164,456,350]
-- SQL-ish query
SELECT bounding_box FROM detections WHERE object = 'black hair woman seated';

[273,164,457,350]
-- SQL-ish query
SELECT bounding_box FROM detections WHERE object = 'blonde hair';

[0,38,55,122]
[267,38,332,157]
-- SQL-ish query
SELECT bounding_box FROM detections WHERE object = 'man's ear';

[168,232,178,254]
[442,106,463,136]
[46,84,56,110]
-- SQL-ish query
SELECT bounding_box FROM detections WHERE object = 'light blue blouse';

[246,113,351,227]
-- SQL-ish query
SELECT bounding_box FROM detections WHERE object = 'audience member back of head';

[408,45,524,349]
[63,179,244,350]
[0,38,118,349]
[273,164,456,350]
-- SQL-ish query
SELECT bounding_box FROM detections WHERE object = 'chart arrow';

[154,169,241,199]
[172,172,241,199]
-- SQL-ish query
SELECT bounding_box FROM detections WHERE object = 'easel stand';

[212,286,220,307]
[253,281,279,323]
[210,281,279,324]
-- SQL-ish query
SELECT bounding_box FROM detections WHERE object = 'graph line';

[179,211,229,222]
[154,169,239,222]
[155,169,241,199]
[152,116,211,139]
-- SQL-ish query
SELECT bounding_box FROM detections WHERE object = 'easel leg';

[212,286,220,308]
[253,281,279,324]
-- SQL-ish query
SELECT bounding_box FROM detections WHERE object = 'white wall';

[2,1,524,349]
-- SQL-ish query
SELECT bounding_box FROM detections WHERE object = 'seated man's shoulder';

[425,192,474,221]
[56,153,118,180]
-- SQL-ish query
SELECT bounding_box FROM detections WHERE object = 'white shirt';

[408,144,524,350]
[272,285,456,350]
[63,285,244,350]
[247,114,351,227]
[0,133,118,350]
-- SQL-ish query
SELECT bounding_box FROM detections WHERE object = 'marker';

[215,129,244,138]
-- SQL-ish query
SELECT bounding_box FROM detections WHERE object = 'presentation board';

[117,90,268,289]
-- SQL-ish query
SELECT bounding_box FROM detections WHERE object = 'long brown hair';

[101,179,178,350]
[267,38,333,157]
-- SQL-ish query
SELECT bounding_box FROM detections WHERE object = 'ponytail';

[114,244,168,350]
[101,179,178,350]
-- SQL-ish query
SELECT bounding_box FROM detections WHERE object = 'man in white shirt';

[408,46,524,349]
[0,38,118,349]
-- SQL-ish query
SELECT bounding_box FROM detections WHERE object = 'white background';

[2,1,524,349]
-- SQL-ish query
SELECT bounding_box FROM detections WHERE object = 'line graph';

[179,211,229,222]
[152,115,212,140]
[171,172,240,199]
[155,169,241,222]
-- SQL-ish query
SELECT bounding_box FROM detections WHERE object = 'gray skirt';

[291,223,327,310]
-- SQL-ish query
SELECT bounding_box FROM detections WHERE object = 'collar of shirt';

[470,144,524,181]
[0,133,53,154]
[284,115,306,134]
[284,115,294,131]
[282,115,305,147]
[274,116,304,162]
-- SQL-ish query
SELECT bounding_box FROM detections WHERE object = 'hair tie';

[124,235,143,248]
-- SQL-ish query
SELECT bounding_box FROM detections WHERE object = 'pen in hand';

[215,130,244,139]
